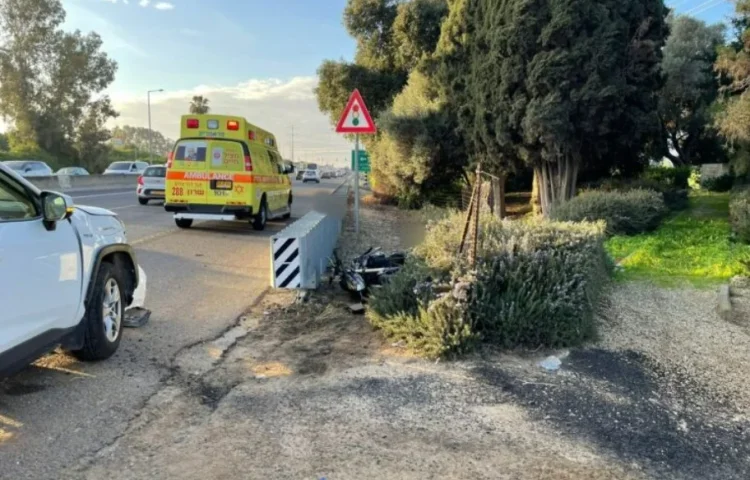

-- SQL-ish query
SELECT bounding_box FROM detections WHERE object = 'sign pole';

[335,88,376,237]
[354,133,360,234]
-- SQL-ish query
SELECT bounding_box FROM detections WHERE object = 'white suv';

[0,163,140,376]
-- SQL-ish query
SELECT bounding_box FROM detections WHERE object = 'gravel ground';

[63,204,750,479]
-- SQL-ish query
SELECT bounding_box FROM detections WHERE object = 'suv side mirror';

[41,191,72,231]
[283,163,295,174]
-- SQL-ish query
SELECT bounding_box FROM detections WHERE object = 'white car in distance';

[104,161,149,176]
[137,165,167,205]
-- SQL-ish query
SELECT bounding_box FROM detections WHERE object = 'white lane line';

[110,205,141,211]
[72,191,133,200]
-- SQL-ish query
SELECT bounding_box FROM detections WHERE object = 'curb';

[332,177,350,195]
[717,284,732,321]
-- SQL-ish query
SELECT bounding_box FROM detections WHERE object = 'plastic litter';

[539,355,562,372]
[126,266,147,310]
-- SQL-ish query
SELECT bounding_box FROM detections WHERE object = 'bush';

[593,176,689,211]
[643,166,691,190]
[550,189,667,235]
[702,173,734,192]
[368,212,611,357]
[730,189,750,243]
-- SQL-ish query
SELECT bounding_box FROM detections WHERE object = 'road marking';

[110,205,140,211]
[72,191,132,200]
[130,229,179,246]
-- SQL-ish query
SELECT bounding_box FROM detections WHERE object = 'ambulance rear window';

[174,141,207,162]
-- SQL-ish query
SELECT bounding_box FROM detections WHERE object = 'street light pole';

[147,89,163,163]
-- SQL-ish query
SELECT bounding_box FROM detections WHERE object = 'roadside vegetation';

[607,193,750,285]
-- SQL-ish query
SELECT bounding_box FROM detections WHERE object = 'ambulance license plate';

[213,180,233,190]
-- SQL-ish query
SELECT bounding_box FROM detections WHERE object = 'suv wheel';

[72,263,124,361]
[138,197,148,205]
[175,218,193,229]
[253,197,268,231]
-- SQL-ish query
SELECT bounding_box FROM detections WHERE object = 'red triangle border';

[335,89,377,134]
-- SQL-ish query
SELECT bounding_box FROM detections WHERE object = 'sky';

[0,0,741,165]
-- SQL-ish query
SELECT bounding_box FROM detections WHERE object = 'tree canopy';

[189,95,210,114]
[111,125,175,156]
[715,0,750,144]
[657,15,725,166]
[0,0,118,167]
[443,0,667,214]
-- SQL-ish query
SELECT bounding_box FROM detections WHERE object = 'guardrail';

[27,175,139,192]
[271,211,341,290]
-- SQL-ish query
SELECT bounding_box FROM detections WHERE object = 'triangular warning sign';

[336,89,377,134]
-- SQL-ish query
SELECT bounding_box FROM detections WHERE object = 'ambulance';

[164,115,293,230]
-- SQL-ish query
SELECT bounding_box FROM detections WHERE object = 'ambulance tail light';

[227,120,240,131]
[186,118,199,129]
[244,154,253,172]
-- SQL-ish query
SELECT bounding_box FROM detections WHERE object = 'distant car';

[302,170,321,184]
[137,165,167,205]
[2,160,54,178]
[321,171,333,179]
[56,167,90,176]
[104,161,149,175]
[296,170,305,181]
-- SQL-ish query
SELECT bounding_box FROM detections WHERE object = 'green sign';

[351,150,371,173]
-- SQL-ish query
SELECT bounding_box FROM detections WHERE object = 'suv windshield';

[107,162,131,171]
[144,167,166,177]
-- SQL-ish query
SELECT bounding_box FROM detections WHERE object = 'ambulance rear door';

[169,139,209,205]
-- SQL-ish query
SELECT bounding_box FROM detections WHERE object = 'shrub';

[550,189,667,235]
[367,258,434,319]
[730,189,750,243]
[469,243,608,348]
[368,212,611,357]
[643,166,691,190]
[702,173,734,192]
[592,177,689,211]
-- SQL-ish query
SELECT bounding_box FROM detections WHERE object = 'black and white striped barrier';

[271,211,341,290]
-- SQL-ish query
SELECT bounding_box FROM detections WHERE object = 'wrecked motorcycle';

[330,247,406,300]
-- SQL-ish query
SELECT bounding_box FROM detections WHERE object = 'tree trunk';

[531,171,542,216]
[535,157,580,217]
[490,174,506,219]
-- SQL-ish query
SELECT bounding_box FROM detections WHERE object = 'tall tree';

[657,15,725,165]
[715,0,750,144]
[74,98,117,171]
[189,95,210,114]
[0,0,117,158]
[447,0,667,215]
[316,0,450,200]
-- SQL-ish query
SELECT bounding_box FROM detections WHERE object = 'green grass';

[605,193,750,287]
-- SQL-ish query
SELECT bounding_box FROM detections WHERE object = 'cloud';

[139,0,150,6]
[110,77,354,165]
[154,2,174,10]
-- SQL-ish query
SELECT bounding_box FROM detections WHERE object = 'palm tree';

[189,96,210,114]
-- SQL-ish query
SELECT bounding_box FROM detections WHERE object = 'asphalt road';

[0,177,349,480]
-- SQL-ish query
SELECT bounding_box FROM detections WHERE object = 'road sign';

[351,150,371,173]
[336,89,377,134]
